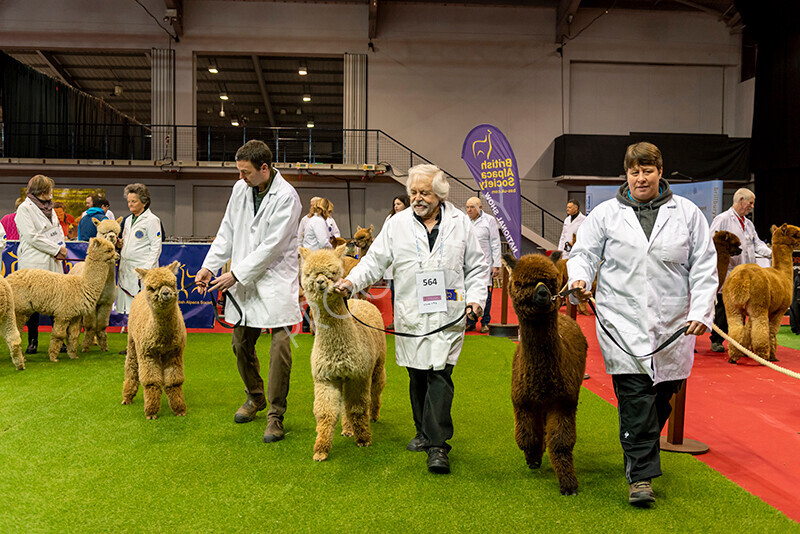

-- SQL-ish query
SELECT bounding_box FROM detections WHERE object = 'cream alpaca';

[68,217,123,352]
[122,261,187,420]
[7,237,117,362]
[0,277,25,370]
[300,245,386,461]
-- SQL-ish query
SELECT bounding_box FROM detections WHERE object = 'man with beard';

[335,164,489,474]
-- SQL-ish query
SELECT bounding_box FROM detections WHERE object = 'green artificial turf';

[0,333,796,532]
[777,325,800,350]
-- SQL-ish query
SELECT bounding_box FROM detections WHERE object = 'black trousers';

[26,313,39,343]
[407,364,454,451]
[710,293,727,344]
[611,374,684,483]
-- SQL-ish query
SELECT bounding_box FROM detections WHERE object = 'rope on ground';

[711,324,800,380]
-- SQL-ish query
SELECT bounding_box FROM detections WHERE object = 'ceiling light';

[208,60,218,74]
[231,118,239,126]
[280,108,287,115]
[298,63,308,76]
[302,93,311,102]
[306,119,315,128]
[296,108,302,115]
[219,92,228,101]
[219,101,225,118]
[253,107,260,114]
[113,84,124,96]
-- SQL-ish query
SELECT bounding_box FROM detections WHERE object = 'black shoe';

[407,434,430,452]
[25,341,38,355]
[60,344,67,354]
[119,349,127,355]
[427,447,450,474]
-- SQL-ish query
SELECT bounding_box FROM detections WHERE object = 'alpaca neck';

[518,313,561,369]
[716,252,731,291]
[311,295,359,337]
[82,255,113,300]
[150,302,181,327]
[771,243,793,274]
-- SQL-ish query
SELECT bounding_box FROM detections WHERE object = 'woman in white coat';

[16,174,69,353]
[116,183,162,319]
[302,202,332,251]
[568,143,717,506]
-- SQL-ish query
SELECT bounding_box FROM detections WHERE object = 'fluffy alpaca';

[723,223,800,364]
[299,245,386,461]
[0,277,25,370]
[712,230,742,292]
[7,237,117,362]
[68,217,123,352]
[121,261,187,419]
[352,224,374,257]
[505,252,588,495]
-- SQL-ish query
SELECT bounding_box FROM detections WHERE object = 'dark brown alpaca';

[712,230,742,292]
[505,252,588,495]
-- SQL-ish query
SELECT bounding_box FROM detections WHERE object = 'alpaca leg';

[369,356,386,422]
[545,407,579,496]
[514,402,545,469]
[341,395,353,437]
[66,318,81,359]
[724,306,746,364]
[95,303,113,352]
[313,381,342,461]
[15,313,29,363]
[2,311,25,370]
[121,340,140,404]
[749,313,771,361]
[49,319,69,362]
[343,378,372,447]
[81,310,97,353]
[139,360,164,420]
[768,313,782,362]
[163,353,187,416]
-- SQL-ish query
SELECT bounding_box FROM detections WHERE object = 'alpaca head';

[93,216,123,247]
[299,245,347,303]
[770,223,800,248]
[86,236,118,264]
[504,252,560,320]
[713,230,742,258]
[134,261,181,309]
[352,224,374,252]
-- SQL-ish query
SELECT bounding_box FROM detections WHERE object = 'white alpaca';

[0,277,25,370]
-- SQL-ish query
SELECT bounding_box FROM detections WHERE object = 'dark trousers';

[407,364,454,451]
[611,374,684,483]
[710,294,727,344]
[231,326,292,421]
[466,286,493,329]
[26,313,39,343]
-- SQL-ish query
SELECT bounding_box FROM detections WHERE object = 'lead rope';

[711,324,800,380]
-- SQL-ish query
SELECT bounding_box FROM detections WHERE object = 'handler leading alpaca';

[568,142,717,506]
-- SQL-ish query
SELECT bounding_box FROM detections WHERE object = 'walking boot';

[628,479,655,506]
[263,418,285,443]
[427,447,450,474]
[25,339,38,355]
[406,433,430,452]
[234,392,267,423]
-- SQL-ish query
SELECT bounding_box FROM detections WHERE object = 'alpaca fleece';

[722,224,800,363]
[712,230,742,292]
[0,277,24,370]
[506,253,588,495]
[300,245,386,461]
[7,237,117,362]
[122,261,187,419]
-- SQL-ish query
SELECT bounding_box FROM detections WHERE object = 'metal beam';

[556,0,582,43]
[368,0,378,41]
[164,0,184,39]
[36,50,82,90]
[672,0,723,18]
[251,55,277,127]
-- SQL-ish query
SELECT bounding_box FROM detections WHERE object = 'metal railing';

[0,122,563,244]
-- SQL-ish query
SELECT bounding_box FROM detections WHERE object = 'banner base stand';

[488,323,519,338]
[660,436,709,455]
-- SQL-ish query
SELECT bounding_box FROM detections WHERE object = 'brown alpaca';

[723,223,800,364]
[352,224,374,257]
[121,261,187,419]
[505,252,588,495]
[299,245,386,461]
[712,230,742,292]
[0,277,25,370]
[68,217,123,352]
[549,251,591,315]
[8,237,117,362]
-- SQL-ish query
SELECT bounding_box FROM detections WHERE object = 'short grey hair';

[733,188,754,204]
[124,183,152,208]
[407,164,449,201]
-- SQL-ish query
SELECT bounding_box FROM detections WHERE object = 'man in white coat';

[557,199,586,258]
[465,196,501,333]
[568,142,717,506]
[707,188,772,352]
[196,140,302,444]
[336,164,489,475]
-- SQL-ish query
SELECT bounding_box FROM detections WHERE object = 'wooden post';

[659,380,709,455]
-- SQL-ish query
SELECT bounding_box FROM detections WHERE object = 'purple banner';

[461,124,522,258]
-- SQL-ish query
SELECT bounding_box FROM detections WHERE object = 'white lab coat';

[16,198,64,273]
[297,215,310,245]
[381,214,394,280]
[302,214,332,251]
[117,209,162,314]
[347,202,489,370]
[709,207,772,277]
[202,172,302,328]
[471,211,502,271]
[567,195,717,384]
[326,216,341,239]
[558,212,586,258]
[0,224,6,252]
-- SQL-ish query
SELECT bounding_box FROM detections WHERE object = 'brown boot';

[629,479,655,506]
[263,418,285,443]
[234,392,267,424]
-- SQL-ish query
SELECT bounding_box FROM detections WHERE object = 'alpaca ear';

[116,217,124,224]
[368,224,374,233]
[299,247,311,261]
[168,260,180,274]
[357,225,364,232]
[781,223,789,235]
[549,250,563,264]
[334,244,348,258]
[135,267,148,279]
[771,224,778,235]
[503,251,518,270]
[92,217,100,227]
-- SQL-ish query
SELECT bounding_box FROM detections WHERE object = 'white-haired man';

[465,196,501,333]
[335,164,489,475]
[708,188,772,352]
[557,199,586,258]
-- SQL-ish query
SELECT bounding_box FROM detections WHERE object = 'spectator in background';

[318,198,340,241]
[302,199,333,251]
[297,196,320,245]
[80,194,101,220]
[53,202,76,239]
[16,174,69,354]
[1,197,25,240]
[383,194,410,330]
[98,197,114,221]
[78,202,108,241]
[465,196,502,333]
[558,199,586,258]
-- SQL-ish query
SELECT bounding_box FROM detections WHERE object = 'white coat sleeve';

[557,220,568,251]
[296,216,308,245]
[16,206,61,257]
[329,218,341,238]
[0,224,5,250]
[308,217,331,249]
[202,191,237,273]
[685,208,718,328]
[463,222,490,308]
[753,234,772,258]
[567,210,604,289]
[346,222,394,293]
[232,195,301,286]
[145,216,163,268]
[489,216,502,268]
